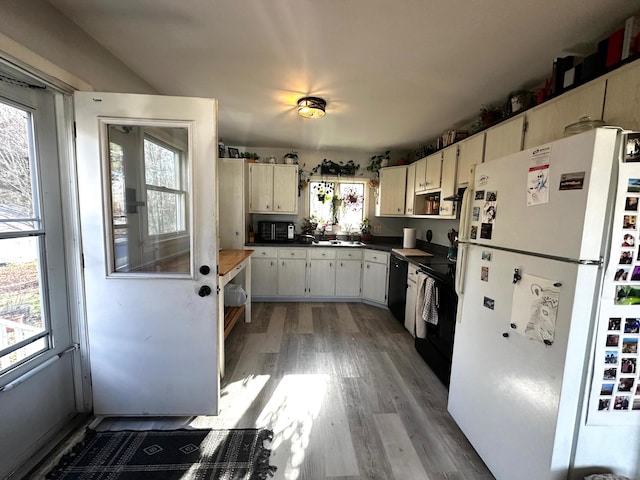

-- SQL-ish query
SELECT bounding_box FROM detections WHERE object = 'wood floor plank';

[373,413,432,480]
[317,379,360,477]
[298,303,314,334]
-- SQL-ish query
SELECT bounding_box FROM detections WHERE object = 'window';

[0,101,50,372]
[309,180,366,232]
[144,136,186,237]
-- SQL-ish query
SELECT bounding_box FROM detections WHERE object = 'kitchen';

[2,1,640,480]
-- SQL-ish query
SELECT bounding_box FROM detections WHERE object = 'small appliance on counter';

[257,221,295,242]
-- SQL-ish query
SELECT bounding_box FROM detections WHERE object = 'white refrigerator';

[449,127,640,480]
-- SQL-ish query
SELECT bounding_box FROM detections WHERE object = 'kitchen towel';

[403,228,416,248]
[422,276,439,326]
[415,272,427,338]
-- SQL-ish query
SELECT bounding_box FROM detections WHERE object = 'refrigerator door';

[448,245,601,480]
[467,128,618,261]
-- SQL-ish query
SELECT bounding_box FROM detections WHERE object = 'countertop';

[219,249,254,276]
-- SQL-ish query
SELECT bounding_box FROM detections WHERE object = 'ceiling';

[47,0,639,153]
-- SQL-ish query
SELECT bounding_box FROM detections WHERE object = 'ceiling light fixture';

[297,97,326,119]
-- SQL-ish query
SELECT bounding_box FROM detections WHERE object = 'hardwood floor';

[210,302,494,480]
[28,302,495,480]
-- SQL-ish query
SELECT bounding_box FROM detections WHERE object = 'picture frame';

[228,147,239,158]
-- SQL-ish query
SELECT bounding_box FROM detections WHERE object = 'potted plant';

[283,151,299,165]
[360,217,373,243]
[508,90,534,114]
[367,150,391,176]
[479,104,502,127]
[311,159,360,176]
[240,152,260,161]
[312,182,334,203]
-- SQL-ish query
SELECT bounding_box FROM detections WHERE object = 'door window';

[106,123,191,275]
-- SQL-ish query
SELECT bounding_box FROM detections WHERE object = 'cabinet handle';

[291,252,295,256]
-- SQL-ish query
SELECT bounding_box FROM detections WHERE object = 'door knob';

[199,265,211,275]
[198,285,212,297]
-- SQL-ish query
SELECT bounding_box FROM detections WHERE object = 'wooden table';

[218,249,253,377]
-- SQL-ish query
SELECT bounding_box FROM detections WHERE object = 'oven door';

[415,272,458,386]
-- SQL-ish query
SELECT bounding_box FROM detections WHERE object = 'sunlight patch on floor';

[257,374,329,480]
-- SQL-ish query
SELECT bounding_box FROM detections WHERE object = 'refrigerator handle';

[458,187,473,241]
[455,244,467,297]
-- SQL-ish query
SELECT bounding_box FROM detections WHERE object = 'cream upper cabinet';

[424,151,442,191]
[405,162,416,215]
[456,133,485,187]
[376,166,407,216]
[523,79,606,149]
[248,163,298,214]
[272,164,298,213]
[414,157,427,192]
[415,152,442,194]
[248,163,273,213]
[484,115,525,162]
[603,60,640,131]
[438,146,457,218]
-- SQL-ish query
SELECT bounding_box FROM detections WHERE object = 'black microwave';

[258,221,295,242]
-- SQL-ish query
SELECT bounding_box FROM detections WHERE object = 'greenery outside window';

[309,180,366,233]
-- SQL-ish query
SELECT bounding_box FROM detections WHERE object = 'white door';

[74,92,219,415]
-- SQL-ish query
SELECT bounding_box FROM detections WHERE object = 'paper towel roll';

[403,228,416,248]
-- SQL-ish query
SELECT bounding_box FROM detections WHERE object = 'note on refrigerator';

[511,273,559,345]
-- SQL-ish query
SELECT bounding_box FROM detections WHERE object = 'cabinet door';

[484,116,525,162]
[414,157,427,192]
[249,163,273,213]
[405,162,416,215]
[425,152,442,190]
[362,261,388,304]
[439,146,457,218]
[335,259,362,297]
[603,60,640,131]
[404,278,417,336]
[524,79,606,149]
[218,159,245,248]
[308,259,336,297]
[278,258,307,296]
[377,166,406,216]
[456,133,485,187]
[273,165,298,213]
[252,257,278,296]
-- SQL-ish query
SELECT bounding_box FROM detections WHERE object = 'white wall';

[0,0,155,93]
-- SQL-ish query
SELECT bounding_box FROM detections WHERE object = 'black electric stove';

[414,253,457,387]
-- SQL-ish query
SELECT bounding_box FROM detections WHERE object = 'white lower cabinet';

[362,250,389,304]
[252,246,388,303]
[335,249,363,297]
[251,247,278,297]
[277,248,307,297]
[308,248,337,297]
[404,264,418,336]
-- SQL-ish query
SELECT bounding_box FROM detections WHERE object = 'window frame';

[142,132,188,241]
[307,176,368,232]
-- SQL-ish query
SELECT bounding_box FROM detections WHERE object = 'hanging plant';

[312,181,334,203]
[311,159,360,176]
[341,186,363,211]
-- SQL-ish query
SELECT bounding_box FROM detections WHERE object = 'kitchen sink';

[312,240,365,247]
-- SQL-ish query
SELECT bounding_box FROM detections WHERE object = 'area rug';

[45,428,277,479]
